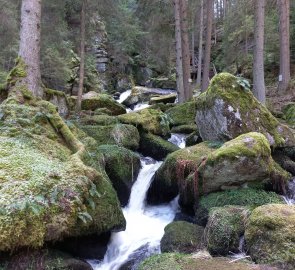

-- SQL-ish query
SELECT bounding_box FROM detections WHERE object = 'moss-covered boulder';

[147,142,214,205]
[77,115,118,126]
[139,132,179,160]
[166,101,197,127]
[0,249,92,270]
[139,253,278,270]
[186,131,203,146]
[205,206,250,255]
[200,132,291,194]
[171,124,198,134]
[76,91,126,115]
[97,145,141,206]
[118,108,170,136]
[195,189,285,226]
[245,204,295,270]
[80,124,140,150]
[195,73,295,147]
[160,221,204,253]
[0,98,125,251]
[148,133,289,209]
[149,94,177,105]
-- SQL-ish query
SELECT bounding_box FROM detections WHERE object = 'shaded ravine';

[89,157,179,270]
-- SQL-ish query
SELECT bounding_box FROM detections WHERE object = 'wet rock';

[149,94,177,105]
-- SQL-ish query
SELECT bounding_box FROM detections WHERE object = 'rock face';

[147,132,290,209]
[80,123,140,150]
[245,204,295,270]
[160,221,204,253]
[79,91,126,115]
[44,88,69,116]
[0,98,125,252]
[205,206,250,255]
[195,73,295,147]
[97,145,141,206]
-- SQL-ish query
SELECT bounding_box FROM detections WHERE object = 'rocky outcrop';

[160,221,204,253]
[245,204,295,270]
[0,96,125,252]
[195,73,295,147]
[44,88,69,116]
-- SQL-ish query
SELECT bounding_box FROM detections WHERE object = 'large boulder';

[204,206,250,255]
[44,88,69,116]
[75,91,126,115]
[80,124,140,150]
[118,108,170,136]
[245,204,295,270]
[147,142,214,205]
[160,221,204,253]
[97,145,141,206]
[199,132,291,194]
[0,99,125,252]
[195,73,295,147]
[196,189,285,226]
[139,132,179,160]
[147,133,290,209]
[139,253,278,270]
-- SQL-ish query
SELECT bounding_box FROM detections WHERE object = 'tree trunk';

[253,0,266,104]
[277,0,290,93]
[196,0,204,87]
[76,0,86,112]
[174,0,185,103]
[19,0,42,97]
[180,0,192,100]
[201,0,213,92]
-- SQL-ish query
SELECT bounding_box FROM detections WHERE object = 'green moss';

[149,94,177,105]
[205,206,250,255]
[161,221,204,253]
[196,188,285,226]
[245,204,295,269]
[78,115,118,126]
[282,103,295,127]
[6,57,27,86]
[80,124,140,150]
[0,97,125,252]
[166,101,197,127]
[171,125,198,134]
[118,108,171,136]
[97,145,141,206]
[139,132,179,160]
[139,253,267,270]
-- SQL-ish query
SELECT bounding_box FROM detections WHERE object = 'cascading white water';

[90,157,179,270]
[168,134,187,149]
[283,177,295,205]
[118,90,132,103]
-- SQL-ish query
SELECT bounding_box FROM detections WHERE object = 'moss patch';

[196,188,284,226]
[161,221,204,253]
[0,96,125,252]
[245,204,295,270]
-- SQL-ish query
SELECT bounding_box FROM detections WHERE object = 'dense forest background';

[0,0,294,95]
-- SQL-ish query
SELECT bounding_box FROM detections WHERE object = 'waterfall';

[283,177,295,205]
[168,134,187,149]
[90,157,179,270]
[118,90,131,103]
